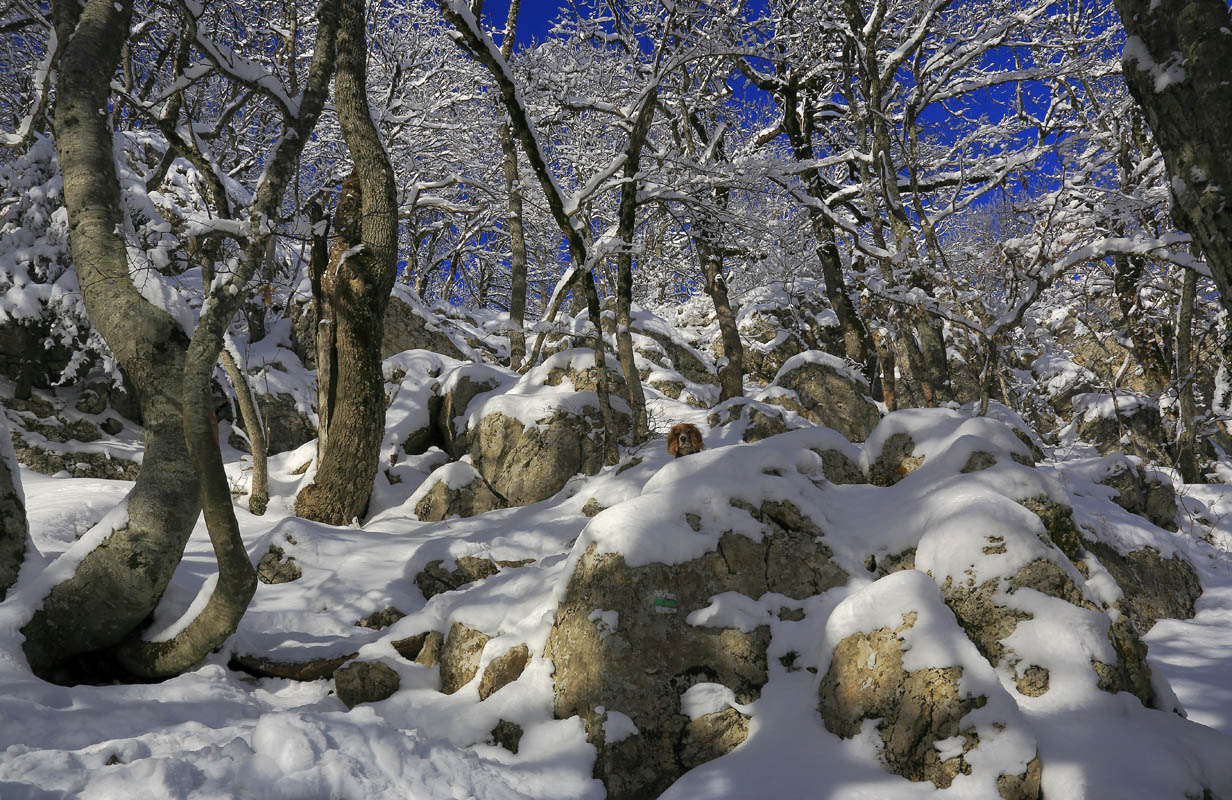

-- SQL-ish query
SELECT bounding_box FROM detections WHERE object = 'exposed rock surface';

[256,545,302,584]
[1083,541,1202,634]
[334,660,401,709]
[478,644,530,700]
[230,652,356,682]
[765,353,880,442]
[382,293,465,359]
[439,622,491,695]
[467,409,610,506]
[413,463,506,522]
[414,556,532,601]
[546,499,847,800]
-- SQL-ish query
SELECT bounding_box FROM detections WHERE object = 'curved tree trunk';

[0,411,28,601]
[295,0,398,526]
[22,0,204,680]
[114,0,340,678]
[700,238,744,403]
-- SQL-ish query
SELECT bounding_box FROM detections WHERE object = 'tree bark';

[699,236,744,402]
[219,348,269,515]
[23,0,204,679]
[1113,0,1232,317]
[0,411,28,601]
[295,0,398,526]
[612,89,657,444]
[115,0,340,678]
[1175,268,1199,482]
[499,0,528,369]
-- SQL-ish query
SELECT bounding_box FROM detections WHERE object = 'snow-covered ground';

[2,391,1231,798]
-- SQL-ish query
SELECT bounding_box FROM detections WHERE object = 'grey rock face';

[546,500,847,800]
[334,660,401,709]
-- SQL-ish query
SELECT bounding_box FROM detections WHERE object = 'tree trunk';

[583,274,622,465]
[23,0,204,680]
[612,89,656,444]
[499,0,528,370]
[295,0,398,526]
[0,411,28,601]
[700,238,744,402]
[502,125,529,369]
[115,0,340,678]
[1113,0,1232,317]
[308,201,336,460]
[219,348,269,515]
[872,327,897,413]
[1175,268,1199,482]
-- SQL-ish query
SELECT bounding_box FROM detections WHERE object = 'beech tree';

[295,0,399,526]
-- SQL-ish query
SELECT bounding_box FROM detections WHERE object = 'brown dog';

[667,423,705,458]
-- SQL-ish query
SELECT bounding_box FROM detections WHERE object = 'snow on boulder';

[762,351,880,442]
[818,570,1041,797]
[381,286,467,360]
[462,350,630,506]
[706,396,811,445]
[859,407,1035,486]
[1068,391,1168,464]
[546,445,849,800]
[411,461,506,522]
[434,362,513,457]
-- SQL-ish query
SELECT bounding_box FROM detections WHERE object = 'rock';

[939,558,1155,708]
[414,556,532,600]
[382,293,465,359]
[334,660,401,709]
[100,417,123,436]
[479,644,530,700]
[581,498,606,517]
[766,353,880,442]
[706,397,803,444]
[256,545,302,584]
[490,720,524,754]
[392,630,445,668]
[229,393,316,456]
[1094,461,1177,530]
[1017,496,1083,561]
[866,432,925,486]
[74,383,108,415]
[1083,541,1201,634]
[1072,392,1169,464]
[546,499,847,800]
[468,409,611,506]
[819,625,987,790]
[817,572,1042,798]
[439,622,491,694]
[356,607,406,630]
[230,652,356,681]
[10,433,139,480]
[812,446,865,485]
[413,463,506,522]
[435,367,506,456]
[678,708,751,771]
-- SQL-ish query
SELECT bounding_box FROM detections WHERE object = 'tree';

[21,0,341,680]
[0,409,27,601]
[295,0,399,526]
[1112,0,1232,314]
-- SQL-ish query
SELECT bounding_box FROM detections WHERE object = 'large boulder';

[1071,392,1169,464]
[439,622,491,695]
[546,498,847,800]
[818,571,1042,797]
[763,352,880,442]
[434,364,508,456]
[382,291,465,360]
[706,397,810,444]
[412,462,506,522]
[467,410,610,506]
[860,408,1035,486]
